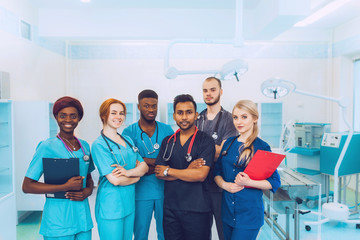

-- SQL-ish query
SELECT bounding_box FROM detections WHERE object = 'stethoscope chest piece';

[212,132,218,140]
[83,155,90,161]
[185,153,192,162]
[154,143,160,150]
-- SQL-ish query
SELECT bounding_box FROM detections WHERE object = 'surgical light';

[260,77,358,228]
[164,58,248,81]
[220,59,248,82]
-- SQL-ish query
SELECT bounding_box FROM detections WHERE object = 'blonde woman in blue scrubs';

[91,98,148,240]
[22,96,94,240]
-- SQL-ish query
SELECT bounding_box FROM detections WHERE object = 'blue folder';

[42,158,79,199]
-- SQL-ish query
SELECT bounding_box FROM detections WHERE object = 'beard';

[205,93,220,106]
[140,112,156,124]
[177,121,194,131]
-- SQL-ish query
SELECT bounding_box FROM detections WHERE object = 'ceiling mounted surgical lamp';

[165,58,248,82]
[261,77,356,227]
[164,0,247,81]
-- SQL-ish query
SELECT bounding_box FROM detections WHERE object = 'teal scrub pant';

[97,213,135,240]
[134,199,164,240]
[43,230,92,240]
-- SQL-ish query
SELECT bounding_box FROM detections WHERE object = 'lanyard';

[163,127,199,162]
[57,134,89,161]
[138,121,159,154]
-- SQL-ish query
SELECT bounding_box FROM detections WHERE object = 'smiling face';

[173,101,198,131]
[105,103,126,129]
[232,107,257,137]
[56,107,80,135]
[138,97,158,123]
[202,78,223,106]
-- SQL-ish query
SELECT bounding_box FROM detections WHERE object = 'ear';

[137,104,140,111]
[195,112,199,120]
[173,112,176,121]
[220,88,223,96]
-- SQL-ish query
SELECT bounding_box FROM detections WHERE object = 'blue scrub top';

[215,136,281,230]
[156,130,215,213]
[91,134,144,220]
[123,121,174,200]
[25,137,95,237]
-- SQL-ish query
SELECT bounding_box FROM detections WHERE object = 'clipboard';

[244,150,285,181]
[42,158,80,199]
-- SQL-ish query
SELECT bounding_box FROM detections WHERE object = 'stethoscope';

[163,126,199,162]
[57,134,90,161]
[138,121,159,155]
[221,136,252,168]
[198,108,223,140]
[101,130,139,167]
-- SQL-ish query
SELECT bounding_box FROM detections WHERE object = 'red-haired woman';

[91,98,148,240]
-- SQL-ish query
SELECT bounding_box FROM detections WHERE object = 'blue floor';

[17,187,360,240]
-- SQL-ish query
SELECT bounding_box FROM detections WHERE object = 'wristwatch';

[163,167,170,177]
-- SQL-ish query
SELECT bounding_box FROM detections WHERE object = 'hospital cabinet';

[13,101,58,220]
[0,100,16,240]
[320,132,360,176]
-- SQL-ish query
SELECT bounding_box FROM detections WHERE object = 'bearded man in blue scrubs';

[123,89,173,240]
[155,94,215,240]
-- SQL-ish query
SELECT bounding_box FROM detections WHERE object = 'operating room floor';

[17,187,360,240]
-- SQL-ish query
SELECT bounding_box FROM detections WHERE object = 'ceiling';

[30,0,360,41]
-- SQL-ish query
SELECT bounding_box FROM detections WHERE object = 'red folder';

[243,150,285,181]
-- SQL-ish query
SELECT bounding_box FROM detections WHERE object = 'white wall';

[68,42,330,143]
[0,1,66,102]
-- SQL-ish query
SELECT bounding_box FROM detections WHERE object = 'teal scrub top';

[91,134,144,220]
[123,121,174,200]
[25,137,95,237]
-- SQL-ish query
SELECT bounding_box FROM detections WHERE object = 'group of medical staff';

[22,76,281,240]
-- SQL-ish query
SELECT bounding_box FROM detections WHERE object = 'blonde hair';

[232,100,259,166]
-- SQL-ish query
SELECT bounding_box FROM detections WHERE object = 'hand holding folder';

[243,150,285,181]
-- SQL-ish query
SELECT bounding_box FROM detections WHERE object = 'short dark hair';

[173,94,197,112]
[205,76,222,88]
[138,89,158,102]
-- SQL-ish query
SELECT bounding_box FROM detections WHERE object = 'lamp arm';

[293,89,341,104]
[333,106,353,203]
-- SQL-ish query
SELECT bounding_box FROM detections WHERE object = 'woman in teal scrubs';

[22,96,95,240]
[91,98,148,240]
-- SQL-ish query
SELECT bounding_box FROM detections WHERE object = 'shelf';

[0,168,10,174]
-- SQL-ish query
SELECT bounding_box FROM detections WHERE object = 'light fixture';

[261,78,294,99]
[164,58,248,81]
[220,59,248,82]
[261,78,360,228]
[163,0,246,81]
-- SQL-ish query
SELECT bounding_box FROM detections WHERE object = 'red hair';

[99,98,126,124]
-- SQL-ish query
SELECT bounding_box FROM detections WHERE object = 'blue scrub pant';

[97,213,135,240]
[134,199,164,240]
[43,230,91,240]
[163,208,211,240]
[223,222,259,240]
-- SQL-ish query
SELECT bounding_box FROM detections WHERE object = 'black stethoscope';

[163,127,199,162]
[138,121,159,155]
[198,108,223,140]
[101,130,139,167]
[221,136,252,168]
